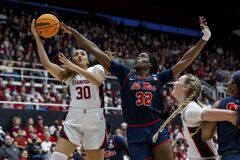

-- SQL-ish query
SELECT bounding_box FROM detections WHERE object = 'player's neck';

[136,69,150,78]
[177,96,186,105]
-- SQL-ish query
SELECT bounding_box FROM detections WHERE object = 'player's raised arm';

[31,19,63,80]
[172,16,211,78]
[60,22,112,70]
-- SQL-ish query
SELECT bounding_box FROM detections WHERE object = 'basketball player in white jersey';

[31,19,106,160]
[155,74,240,160]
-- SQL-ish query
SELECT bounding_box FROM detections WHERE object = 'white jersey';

[65,64,104,110]
[181,101,218,160]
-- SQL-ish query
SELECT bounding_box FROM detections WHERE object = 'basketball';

[35,14,60,38]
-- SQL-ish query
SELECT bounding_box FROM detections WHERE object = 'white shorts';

[61,108,106,150]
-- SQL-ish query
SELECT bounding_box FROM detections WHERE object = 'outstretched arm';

[58,53,105,86]
[200,101,219,141]
[60,23,111,70]
[31,19,63,80]
[172,16,211,78]
[185,102,238,125]
[201,108,238,125]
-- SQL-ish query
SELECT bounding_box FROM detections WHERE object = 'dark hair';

[232,70,240,95]
[146,52,159,74]
[59,50,89,82]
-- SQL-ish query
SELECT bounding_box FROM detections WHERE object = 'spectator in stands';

[25,125,37,143]
[29,62,44,82]
[2,92,14,109]
[28,134,46,160]
[202,70,240,160]
[49,120,61,136]
[0,126,6,146]
[120,122,127,137]
[155,74,240,159]
[60,16,211,160]
[31,18,106,160]
[40,82,48,94]
[14,95,25,109]
[0,135,21,160]
[41,132,52,154]
[6,77,15,92]
[18,149,29,160]
[35,115,44,135]
[25,117,36,132]
[12,116,26,138]
[104,120,129,160]
[13,128,28,150]
[45,144,56,160]
[51,127,60,144]
[2,67,20,81]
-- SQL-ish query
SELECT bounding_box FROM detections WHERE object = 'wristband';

[202,27,211,41]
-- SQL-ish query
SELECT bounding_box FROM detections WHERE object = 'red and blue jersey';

[109,61,174,125]
[104,134,128,160]
[216,96,240,155]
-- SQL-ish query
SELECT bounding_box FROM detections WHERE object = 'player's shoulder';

[220,96,240,108]
[186,101,199,108]
[220,96,237,104]
[88,64,104,72]
[89,64,104,69]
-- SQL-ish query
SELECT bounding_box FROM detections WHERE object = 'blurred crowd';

[0,116,190,160]
[0,116,93,160]
[0,7,235,111]
[0,7,239,82]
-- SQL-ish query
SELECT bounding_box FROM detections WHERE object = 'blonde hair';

[155,74,202,138]
[12,117,22,126]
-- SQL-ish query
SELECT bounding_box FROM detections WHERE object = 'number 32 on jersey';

[135,92,153,106]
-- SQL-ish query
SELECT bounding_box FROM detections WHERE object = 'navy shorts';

[222,153,240,160]
[127,121,171,160]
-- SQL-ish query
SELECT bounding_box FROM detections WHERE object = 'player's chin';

[134,62,143,68]
[171,90,177,98]
[75,62,84,68]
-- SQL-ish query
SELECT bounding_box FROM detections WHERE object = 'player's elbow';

[201,132,213,141]
[94,79,104,86]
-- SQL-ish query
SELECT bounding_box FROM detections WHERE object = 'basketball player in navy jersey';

[202,71,240,160]
[60,16,211,160]
[104,120,129,160]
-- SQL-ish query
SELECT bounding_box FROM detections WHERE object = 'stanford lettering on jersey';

[72,80,90,85]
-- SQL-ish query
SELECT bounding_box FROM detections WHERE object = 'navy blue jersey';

[109,61,174,125]
[216,96,240,155]
[104,134,128,160]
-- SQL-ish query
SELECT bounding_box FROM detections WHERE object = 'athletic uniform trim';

[128,119,161,128]
[188,127,215,157]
